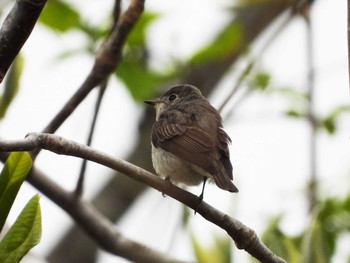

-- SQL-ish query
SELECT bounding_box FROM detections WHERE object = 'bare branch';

[75,81,107,196]
[0,0,47,83]
[0,152,189,263]
[300,2,318,212]
[0,133,287,263]
[218,9,294,115]
[40,0,145,136]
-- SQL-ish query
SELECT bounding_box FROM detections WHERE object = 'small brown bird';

[145,84,238,199]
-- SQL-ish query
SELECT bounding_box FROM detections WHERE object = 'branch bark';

[0,0,47,83]
[0,133,287,263]
[0,154,189,263]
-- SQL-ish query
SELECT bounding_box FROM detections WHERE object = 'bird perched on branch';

[145,84,238,200]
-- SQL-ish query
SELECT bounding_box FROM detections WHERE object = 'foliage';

[0,56,24,119]
[0,195,41,263]
[260,195,350,263]
[260,217,302,263]
[0,152,32,232]
[116,12,175,101]
[0,152,41,263]
[191,234,231,263]
[39,1,175,101]
[39,0,82,33]
[190,22,243,65]
[249,71,271,91]
[251,80,350,135]
[320,105,350,134]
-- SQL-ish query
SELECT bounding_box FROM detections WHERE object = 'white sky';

[0,0,349,262]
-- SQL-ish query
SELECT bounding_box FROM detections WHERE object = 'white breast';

[151,145,212,186]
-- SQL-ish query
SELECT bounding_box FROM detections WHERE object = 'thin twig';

[217,62,254,114]
[302,4,318,212]
[0,133,287,263]
[75,81,107,196]
[218,8,295,116]
[31,0,144,159]
[75,0,122,195]
[0,0,47,83]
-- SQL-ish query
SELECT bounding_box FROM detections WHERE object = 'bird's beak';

[144,99,158,106]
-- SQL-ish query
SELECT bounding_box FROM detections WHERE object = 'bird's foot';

[162,176,173,197]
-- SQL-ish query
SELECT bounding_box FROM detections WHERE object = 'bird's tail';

[213,166,239,193]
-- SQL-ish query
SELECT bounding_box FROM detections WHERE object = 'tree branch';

[40,0,145,136]
[300,2,318,212]
[0,133,286,263]
[0,153,189,263]
[218,8,295,114]
[0,0,47,83]
[75,81,107,196]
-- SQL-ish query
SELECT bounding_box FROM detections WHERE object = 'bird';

[145,84,238,199]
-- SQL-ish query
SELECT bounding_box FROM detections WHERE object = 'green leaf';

[321,117,336,134]
[261,195,350,263]
[0,56,24,119]
[116,60,174,101]
[270,87,308,101]
[315,197,350,252]
[0,195,41,263]
[191,22,243,65]
[127,12,159,47]
[0,152,32,232]
[262,217,302,263]
[320,105,350,134]
[303,196,350,263]
[115,11,171,101]
[285,109,306,118]
[39,0,82,32]
[303,217,330,263]
[191,234,231,263]
[249,71,271,91]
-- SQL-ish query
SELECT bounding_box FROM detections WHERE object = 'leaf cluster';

[0,152,41,263]
[247,73,350,135]
[191,234,231,263]
[261,195,350,263]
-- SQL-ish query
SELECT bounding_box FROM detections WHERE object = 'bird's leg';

[198,177,207,202]
[162,175,173,197]
[164,175,172,182]
[193,177,207,215]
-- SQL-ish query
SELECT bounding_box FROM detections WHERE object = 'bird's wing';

[217,128,233,180]
[151,120,217,174]
[152,120,238,192]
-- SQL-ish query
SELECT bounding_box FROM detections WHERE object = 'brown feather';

[152,121,216,172]
[147,84,238,193]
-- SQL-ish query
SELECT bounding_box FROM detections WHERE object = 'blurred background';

[0,0,349,262]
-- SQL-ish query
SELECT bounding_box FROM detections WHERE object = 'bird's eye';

[168,94,177,101]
